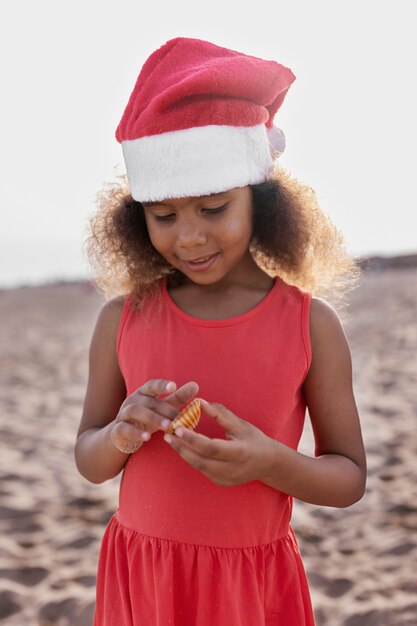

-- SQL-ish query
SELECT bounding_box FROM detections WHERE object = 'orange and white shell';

[166,398,201,434]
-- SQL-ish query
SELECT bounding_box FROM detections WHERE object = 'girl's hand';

[111,379,199,454]
[164,399,274,486]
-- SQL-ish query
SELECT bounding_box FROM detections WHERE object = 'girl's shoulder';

[92,296,127,346]
[310,297,343,335]
[98,295,126,322]
[308,297,350,366]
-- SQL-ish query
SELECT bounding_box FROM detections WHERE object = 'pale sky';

[0,0,416,287]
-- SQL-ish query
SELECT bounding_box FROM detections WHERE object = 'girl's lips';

[182,253,219,272]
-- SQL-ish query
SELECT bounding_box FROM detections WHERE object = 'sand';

[0,269,416,625]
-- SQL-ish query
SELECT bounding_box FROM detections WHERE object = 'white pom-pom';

[267,125,286,157]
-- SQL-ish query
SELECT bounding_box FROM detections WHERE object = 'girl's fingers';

[163,398,247,459]
[120,405,174,432]
[111,421,149,454]
[200,399,244,437]
[165,432,228,475]
[121,378,198,432]
[163,381,200,409]
[166,427,233,460]
[138,379,177,397]
[135,379,200,421]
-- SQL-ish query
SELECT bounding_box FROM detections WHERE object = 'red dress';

[94,277,315,625]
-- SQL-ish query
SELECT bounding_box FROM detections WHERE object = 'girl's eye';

[203,204,227,214]
[153,214,175,222]
[154,204,227,222]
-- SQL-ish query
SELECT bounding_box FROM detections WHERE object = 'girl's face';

[142,186,255,286]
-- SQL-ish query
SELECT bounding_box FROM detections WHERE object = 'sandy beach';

[0,267,416,625]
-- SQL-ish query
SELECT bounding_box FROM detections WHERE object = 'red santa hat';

[116,37,295,202]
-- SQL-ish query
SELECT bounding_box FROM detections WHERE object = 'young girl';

[75,37,366,626]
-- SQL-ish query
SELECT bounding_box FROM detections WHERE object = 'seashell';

[166,398,201,434]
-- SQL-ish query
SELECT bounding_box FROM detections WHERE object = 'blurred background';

[0,1,416,625]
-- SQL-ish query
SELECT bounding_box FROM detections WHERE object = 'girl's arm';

[75,298,130,484]
[164,298,366,508]
[260,297,366,507]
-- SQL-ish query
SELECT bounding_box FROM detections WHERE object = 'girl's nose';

[177,222,208,247]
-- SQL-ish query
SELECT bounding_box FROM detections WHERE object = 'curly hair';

[85,165,360,312]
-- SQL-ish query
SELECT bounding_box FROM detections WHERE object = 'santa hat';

[116,37,295,202]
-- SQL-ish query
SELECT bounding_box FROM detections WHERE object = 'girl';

[75,37,366,626]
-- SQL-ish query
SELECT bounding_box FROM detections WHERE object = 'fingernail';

[161,419,171,430]
[140,431,150,441]
[165,382,175,390]
[175,427,184,438]
[164,434,173,444]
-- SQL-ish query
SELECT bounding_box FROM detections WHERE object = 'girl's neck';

[167,259,275,320]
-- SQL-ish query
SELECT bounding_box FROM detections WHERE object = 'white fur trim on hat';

[267,126,286,156]
[122,124,274,202]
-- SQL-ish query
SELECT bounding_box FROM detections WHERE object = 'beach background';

[1,0,417,623]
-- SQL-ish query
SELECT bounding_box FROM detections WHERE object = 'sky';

[0,0,416,287]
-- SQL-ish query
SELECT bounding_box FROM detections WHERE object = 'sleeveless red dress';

[94,277,315,625]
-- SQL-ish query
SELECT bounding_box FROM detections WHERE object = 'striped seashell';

[166,398,201,434]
